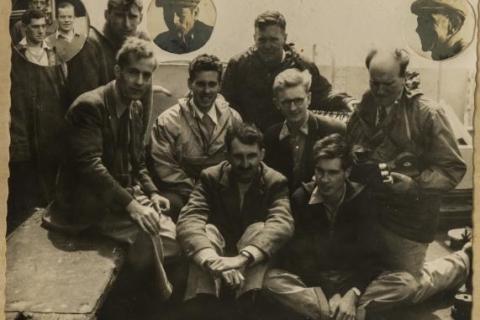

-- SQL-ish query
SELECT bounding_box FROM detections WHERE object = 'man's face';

[115,56,156,101]
[26,17,47,45]
[188,70,220,112]
[105,5,142,41]
[30,0,47,11]
[415,13,451,52]
[163,5,197,36]
[314,158,347,199]
[368,57,405,107]
[228,138,265,183]
[57,6,75,33]
[254,25,286,64]
[275,84,310,127]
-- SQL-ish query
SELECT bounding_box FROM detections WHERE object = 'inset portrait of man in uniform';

[410,0,476,60]
[10,0,89,65]
[149,0,216,54]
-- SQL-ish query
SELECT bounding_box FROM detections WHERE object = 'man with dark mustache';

[149,54,242,220]
[177,123,293,320]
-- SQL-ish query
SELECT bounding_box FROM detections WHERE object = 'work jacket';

[346,84,466,243]
[149,95,242,197]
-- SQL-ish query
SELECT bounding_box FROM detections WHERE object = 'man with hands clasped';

[177,123,294,320]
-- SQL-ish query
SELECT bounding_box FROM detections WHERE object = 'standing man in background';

[221,10,353,132]
[66,0,149,104]
[46,2,87,62]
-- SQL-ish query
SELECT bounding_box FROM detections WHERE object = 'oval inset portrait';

[407,0,476,61]
[10,0,89,66]
[148,0,216,54]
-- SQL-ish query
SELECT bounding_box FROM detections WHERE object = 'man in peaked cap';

[154,0,214,54]
[411,0,469,60]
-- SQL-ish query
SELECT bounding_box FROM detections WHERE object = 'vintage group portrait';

[3,0,478,319]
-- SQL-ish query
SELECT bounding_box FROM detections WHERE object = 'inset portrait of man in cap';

[151,0,215,54]
[411,0,475,60]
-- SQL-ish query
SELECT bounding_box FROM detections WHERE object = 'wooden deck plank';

[6,211,125,317]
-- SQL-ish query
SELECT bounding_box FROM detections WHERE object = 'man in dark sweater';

[264,68,345,192]
[263,134,380,320]
[221,11,353,132]
[263,134,471,320]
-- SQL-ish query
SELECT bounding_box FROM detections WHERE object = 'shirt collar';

[19,38,51,50]
[279,114,309,141]
[56,29,76,42]
[113,81,131,118]
[191,98,218,125]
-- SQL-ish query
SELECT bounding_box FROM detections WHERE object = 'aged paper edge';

[0,0,477,319]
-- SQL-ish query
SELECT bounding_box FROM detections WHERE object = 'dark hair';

[254,10,286,31]
[225,123,264,152]
[312,133,351,169]
[188,54,223,82]
[116,36,157,68]
[365,48,410,77]
[22,9,45,25]
[57,1,75,14]
[107,0,143,12]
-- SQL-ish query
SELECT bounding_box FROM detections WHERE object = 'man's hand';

[150,193,170,214]
[334,290,359,320]
[221,269,245,290]
[206,255,250,273]
[328,293,342,318]
[126,199,162,236]
[388,172,417,193]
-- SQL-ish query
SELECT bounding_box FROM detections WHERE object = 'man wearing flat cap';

[154,0,214,54]
[411,0,469,60]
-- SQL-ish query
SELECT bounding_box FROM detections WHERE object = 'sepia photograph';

[3,0,477,319]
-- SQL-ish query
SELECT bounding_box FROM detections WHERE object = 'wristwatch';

[239,250,254,265]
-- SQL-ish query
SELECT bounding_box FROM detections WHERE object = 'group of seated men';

[9,2,471,320]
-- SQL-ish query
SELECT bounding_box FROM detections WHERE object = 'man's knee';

[360,271,419,312]
[263,269,305,294]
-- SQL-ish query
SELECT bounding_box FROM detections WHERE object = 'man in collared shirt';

[16,9,58,66]
[46,2,86,62]
[11,0,57,45]
[264,68,345,192]
[177,123,293,320]
[153,0,214,54]
[263,134,380,320]
[221,11,353,132]
[149,54,242,220]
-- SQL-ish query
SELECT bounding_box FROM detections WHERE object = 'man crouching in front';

[176,123,294,320]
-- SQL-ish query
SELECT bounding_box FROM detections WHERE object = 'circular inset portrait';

[10,0,89,66]
[148,0,216,54]
[406,0,476,61]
